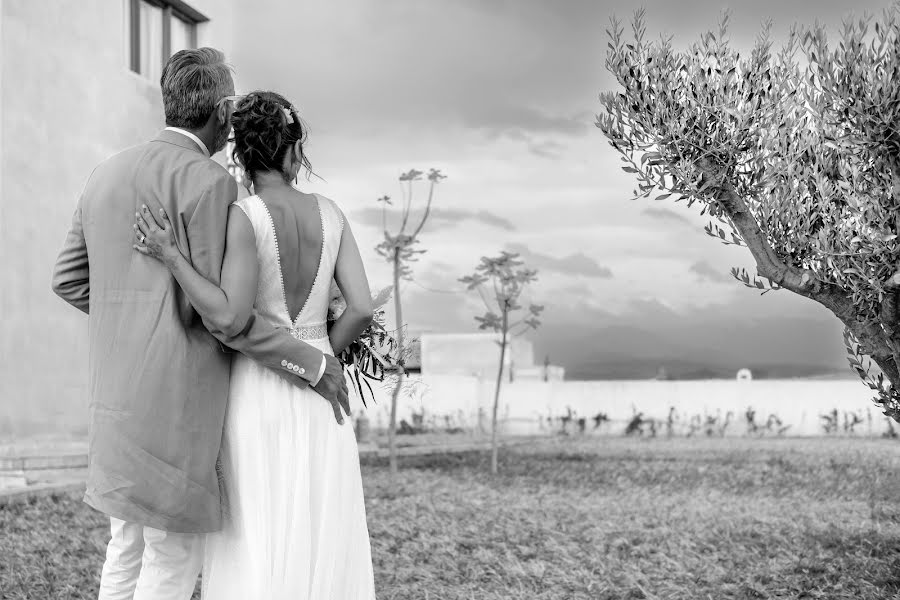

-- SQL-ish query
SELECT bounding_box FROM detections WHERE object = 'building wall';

[420,332,538,378]
[514,365,565,382]
[1,0,236,436]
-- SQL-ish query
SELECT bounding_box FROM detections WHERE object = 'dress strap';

[231,195,265,230]
[314,194,344,257]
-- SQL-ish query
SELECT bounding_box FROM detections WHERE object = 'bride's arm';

[135,203,258,337]
[329,216,374,354]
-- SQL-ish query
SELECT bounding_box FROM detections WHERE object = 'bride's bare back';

[231,185,372,356]
[257,188,324,322]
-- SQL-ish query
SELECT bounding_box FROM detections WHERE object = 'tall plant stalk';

[489,310,509,474]
[461,251,542,475]
[387,248,404,475]
[375,168,446,479]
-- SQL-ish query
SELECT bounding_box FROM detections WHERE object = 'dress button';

[287,362,294,370]
[281,360,288,367]
[292,365,300,372]
[298,368,305,375]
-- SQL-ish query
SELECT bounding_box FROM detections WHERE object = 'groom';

[51,48,348,600]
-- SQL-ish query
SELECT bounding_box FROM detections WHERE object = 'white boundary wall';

[360,376,891,437]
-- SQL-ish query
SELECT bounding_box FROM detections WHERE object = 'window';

[129,0,208,80]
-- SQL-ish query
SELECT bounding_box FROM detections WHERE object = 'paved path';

[0,437,545,501]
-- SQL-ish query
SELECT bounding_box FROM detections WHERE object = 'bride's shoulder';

[229,194,265,222]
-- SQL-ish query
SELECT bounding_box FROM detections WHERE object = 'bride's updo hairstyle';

[231,91,313,182]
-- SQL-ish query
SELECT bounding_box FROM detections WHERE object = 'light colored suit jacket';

[52,130,324,533]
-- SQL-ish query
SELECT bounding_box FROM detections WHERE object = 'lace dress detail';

[290,323,328,340]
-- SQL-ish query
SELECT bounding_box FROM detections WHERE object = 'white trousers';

[97,517,204,600]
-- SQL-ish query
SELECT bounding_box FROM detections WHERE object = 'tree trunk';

[491,310,509,475]
[697,160,900,418]
[388,249,404,477]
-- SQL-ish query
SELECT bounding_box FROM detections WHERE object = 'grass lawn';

[3,436,900,599]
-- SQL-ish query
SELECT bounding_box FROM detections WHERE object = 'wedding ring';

[139,234,145,244]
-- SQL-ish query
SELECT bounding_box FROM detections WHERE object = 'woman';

[133,91,376,599]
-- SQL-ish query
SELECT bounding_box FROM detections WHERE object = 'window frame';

[129,0,209,77]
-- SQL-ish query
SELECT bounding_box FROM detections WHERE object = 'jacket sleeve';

[51,195,90,314]
[186,173,323,387]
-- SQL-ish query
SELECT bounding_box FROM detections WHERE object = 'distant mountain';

[561,359,855,381]
[532,317,851,381]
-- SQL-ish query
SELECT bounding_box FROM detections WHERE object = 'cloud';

[226,0,880,381]
[561,282,595,299]
[407,260,469,294]
[350,206,516,233]
[527,139,566,160]
[642,207,692,226]
[689,260,732,283]
[400,287,481,335]
[231,1,606,140]
[461,104,591,139]
[233,0,886,144]
[486,124,565,160]
[462,210,517,232]
[506,243,613,278]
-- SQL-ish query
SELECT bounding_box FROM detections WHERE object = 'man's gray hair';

[161,48,234,129]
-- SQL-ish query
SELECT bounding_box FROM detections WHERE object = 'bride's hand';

[133,204,181,267]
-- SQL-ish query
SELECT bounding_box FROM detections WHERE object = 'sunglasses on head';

[216,95,245,110]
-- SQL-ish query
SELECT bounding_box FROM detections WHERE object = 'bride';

[133,91,376,599]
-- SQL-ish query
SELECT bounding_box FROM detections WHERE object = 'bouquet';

[327,282,404,406]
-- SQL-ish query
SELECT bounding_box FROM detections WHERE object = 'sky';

[227,0,895,379]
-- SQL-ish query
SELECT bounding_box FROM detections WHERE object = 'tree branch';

[411,178,436,239]
[476,285,495,313]
[698,161,900,398]
[398,179,413,235]
[696,158,855,322]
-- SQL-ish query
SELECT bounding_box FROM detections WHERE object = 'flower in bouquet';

[327,282,402,406]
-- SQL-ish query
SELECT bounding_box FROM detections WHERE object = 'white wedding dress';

[201,194,376,599]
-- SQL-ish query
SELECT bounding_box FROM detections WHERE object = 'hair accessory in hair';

[231,90,313,183]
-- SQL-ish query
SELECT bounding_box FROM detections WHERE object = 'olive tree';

[596,6,900,420]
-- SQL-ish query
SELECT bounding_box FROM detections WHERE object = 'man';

[51,48,348,600]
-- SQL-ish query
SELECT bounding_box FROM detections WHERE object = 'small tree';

[596,6,900,422]
[460,251,543,474]
[375,168,446,477]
